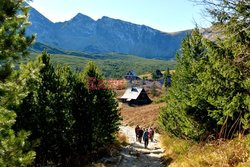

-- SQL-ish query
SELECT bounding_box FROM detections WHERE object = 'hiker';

[148,127,154,142]
[143,128,149,148]
[138,128,144,143]
[135,125,140,141]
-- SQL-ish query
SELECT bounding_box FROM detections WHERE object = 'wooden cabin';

[124,70,141,80]
[155,69,163,78]
[120,87,151,105]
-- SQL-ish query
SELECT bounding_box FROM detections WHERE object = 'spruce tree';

[11,58,121,165]
[0,107,35,167]
[160,0,250,139]
[151,72,158,80]
[0,0,35,165]
[159,29,208,140]
[82,62,121,150]
[194,0,250,138]
[0,0,35,80]
[70,72,90,165]
[163,67,171,88]
[196,0,249,75]
[13,52,74,165]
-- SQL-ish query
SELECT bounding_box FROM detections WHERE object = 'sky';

[28,0,211,33]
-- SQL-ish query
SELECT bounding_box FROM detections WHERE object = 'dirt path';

[93,125,166,167]
[117,126,166,167]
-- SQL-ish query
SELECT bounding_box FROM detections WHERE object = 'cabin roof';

[156,69,163,76]
[125,70,138,76]
[120,87,144,100]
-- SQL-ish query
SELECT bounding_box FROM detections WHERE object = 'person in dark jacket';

[135,125,140,141]
[143,128,149,148]
[138,128,144,143]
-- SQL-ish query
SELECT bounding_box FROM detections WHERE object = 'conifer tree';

[193,0,250,138]
[163,67,172,88]
[11,58,121,165]
[159,29,208,140]
[160,0,250,139]
[0,0,35,80]
[0,0,35,165]
[151,72,158,80]
[70,69,90,156]
[13,52,74,165]
[82,62,121,149]
[195,0,250,76]
[0,107,35,167]
[151,81,158,96]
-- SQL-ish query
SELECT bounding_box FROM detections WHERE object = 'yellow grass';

[120,102,165,130]
[161,134,250,167]
[116,132,129,146]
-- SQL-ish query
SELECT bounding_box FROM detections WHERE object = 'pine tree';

[0,107,36,167]
[82,62,121,150]
[10,58,121,165]
[159,29,208,140]
[160,0,250,140]
[70,71,90,165]
[13,52,74,165]
[163,67,171,88]
[0,0,35,165]
[0,0,35,80]
[194,0,250,138]
[151,81,158,96]
[151,72,158,80]
[196,0,250,76]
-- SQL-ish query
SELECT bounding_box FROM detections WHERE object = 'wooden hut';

[120,87,151,105]
[124,70,141,80]
[155,69,163,78]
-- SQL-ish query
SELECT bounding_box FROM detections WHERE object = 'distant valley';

[27,6,190,59]
[24,47,176,78]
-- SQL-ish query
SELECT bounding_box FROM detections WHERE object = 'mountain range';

[27,6,190,59]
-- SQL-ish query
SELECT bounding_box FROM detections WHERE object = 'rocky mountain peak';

[71,13,95,23]
[27,6,190,59]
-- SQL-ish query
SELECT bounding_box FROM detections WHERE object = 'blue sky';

[28,0,211,32]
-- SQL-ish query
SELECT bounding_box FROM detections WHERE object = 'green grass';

[19,52,176,78]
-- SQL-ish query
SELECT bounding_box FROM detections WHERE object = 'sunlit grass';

[116,132,129,147]
[161,134,250,167]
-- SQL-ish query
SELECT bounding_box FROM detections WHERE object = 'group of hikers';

[135,125,154,148]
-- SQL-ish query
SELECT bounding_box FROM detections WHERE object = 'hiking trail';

[97,125,166,167]
[117,125,166,167]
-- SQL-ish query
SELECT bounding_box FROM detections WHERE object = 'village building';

[120,87,152,105]
[155,69,163,78]
[124,70,141,80]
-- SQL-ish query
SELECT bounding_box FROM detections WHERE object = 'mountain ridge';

[27,5,191,59]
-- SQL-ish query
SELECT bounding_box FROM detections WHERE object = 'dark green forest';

[0,0,120,166]
[20,51,176,78]
[160,0,250,140]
